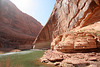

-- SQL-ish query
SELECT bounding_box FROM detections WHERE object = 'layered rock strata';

[0,0,42,49]
[51,22,100,52]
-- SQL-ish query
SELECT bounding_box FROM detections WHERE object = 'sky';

[10,0,56,26]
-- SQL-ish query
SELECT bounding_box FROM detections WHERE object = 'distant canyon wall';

[0,0,42,49]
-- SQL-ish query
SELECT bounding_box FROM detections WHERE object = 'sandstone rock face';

[51,32,97,52]
[34,0,100,49]
[40,0,100,66]
[0,0,42,49]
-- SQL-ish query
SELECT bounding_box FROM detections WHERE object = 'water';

[0,50,55,67]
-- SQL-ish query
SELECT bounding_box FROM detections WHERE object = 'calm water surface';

[0,50,55,67]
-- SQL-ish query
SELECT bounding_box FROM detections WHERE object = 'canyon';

[0,0,42,50]
[1,0,100,66]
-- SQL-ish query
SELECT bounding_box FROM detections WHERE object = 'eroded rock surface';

[41,23,100,67]
[0,0,42,49]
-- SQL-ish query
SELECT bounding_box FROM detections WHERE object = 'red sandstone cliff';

[39,0,100,66]
[0,0,42,49]
[34,0,100,49]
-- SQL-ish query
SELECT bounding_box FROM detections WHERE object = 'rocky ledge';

[41,50,100,67]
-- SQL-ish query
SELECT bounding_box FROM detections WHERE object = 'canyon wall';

[0,0,42,49]
[34,0,100,49]
[40,0,100,66]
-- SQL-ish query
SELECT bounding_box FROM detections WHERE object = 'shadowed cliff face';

[0,0,42,49]
[34,0,100,49]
